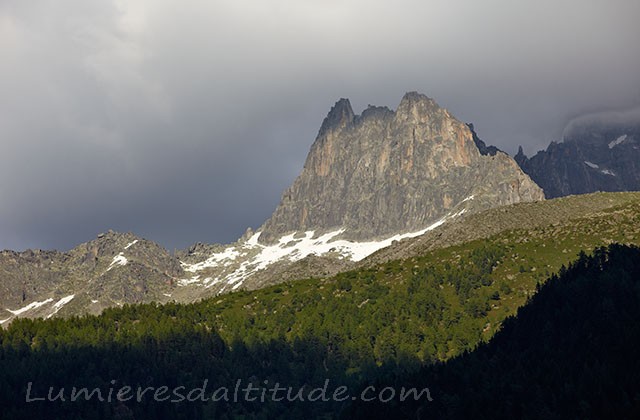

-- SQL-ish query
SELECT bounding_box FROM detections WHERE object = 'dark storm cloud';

[1,0,640,251]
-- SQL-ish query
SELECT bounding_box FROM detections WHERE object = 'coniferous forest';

[1,244,640,419]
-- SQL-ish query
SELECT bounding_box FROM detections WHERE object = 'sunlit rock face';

[259,92,544,244]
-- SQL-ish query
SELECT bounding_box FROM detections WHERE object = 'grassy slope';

[363,191,640,265]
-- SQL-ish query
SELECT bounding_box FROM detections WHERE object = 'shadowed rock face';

[515,121,640,199]
[259,92,544,243]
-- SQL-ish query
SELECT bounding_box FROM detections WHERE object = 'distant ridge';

[515,108,640,198]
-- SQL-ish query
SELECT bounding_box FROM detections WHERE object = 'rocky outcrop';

[0,231,182,323]
[515,112,640,198]
[259,92,544,243]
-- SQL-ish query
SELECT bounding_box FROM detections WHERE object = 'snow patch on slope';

[183,247,241,273]
[2,295,76,323]
[608,134,627,149]
[179,275,202,286]
[7,298,54,316]
[180,207,468,291]
[107,253,128,271]
[46,295,75,319]
[124,240,139,250]
[584,161,616,176]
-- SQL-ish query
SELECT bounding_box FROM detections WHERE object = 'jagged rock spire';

[317,98,355,137]
[258,92,544,244]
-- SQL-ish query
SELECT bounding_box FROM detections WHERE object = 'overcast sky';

[1,0,639,252]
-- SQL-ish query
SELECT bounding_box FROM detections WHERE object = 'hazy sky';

[1,0,639,251]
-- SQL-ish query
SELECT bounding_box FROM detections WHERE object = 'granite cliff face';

[259,92,544,243]
[515,111,640,198]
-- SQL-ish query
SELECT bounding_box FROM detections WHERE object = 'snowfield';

[179,207,468,291]
[608,134,627,149]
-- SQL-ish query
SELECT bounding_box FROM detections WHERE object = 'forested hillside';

[350,243,640,419]
[2,244,640,418]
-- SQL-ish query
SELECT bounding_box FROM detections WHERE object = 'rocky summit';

[515,110,640,198]
[259,92,543,243]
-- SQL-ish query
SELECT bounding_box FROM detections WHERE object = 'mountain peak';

[394,92,446,126]
[258,92,544,244]
[399,91,433,104]
[397,91,436,109]
[318,98,354,137]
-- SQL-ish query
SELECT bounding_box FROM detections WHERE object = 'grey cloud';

[1,0,639,251]
[562,106,640,139]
